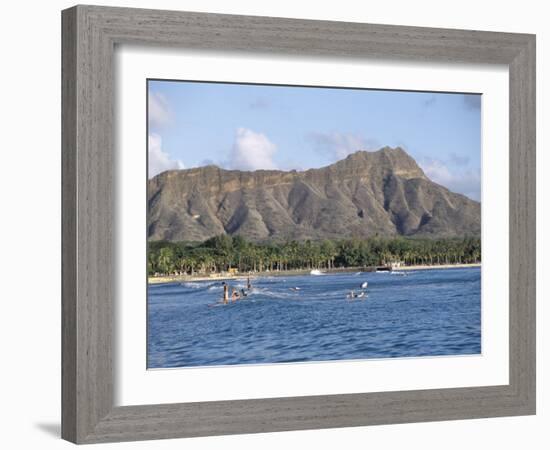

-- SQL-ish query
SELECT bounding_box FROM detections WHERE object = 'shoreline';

[398,263,481,271]
[148,263,481,285]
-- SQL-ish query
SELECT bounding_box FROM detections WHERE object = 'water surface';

[147,267,481,368]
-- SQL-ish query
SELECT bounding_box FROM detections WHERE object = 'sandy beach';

[398,263,481,271]
[148,267,327,284]
[148,263,481,284]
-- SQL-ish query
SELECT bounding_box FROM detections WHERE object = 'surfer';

[206,282,231,308]
[222,281,229,305]
[231,288,240,302]
[222,282,229,304]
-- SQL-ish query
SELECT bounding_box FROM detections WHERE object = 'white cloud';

[449,152,470,166]
[228,128,278,171]
[309,132,380,161]
[420,158,481,201]
[148,91,172,128]
[148,133,184,178]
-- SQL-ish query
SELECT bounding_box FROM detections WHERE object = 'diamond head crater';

[147,147,481,282]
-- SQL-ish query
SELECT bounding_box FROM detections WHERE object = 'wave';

[253,287,296,299]
[181,282,207,289]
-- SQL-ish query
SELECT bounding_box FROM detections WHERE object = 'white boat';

[310,269,324,276]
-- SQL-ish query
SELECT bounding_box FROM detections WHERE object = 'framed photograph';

[62,5,536,444]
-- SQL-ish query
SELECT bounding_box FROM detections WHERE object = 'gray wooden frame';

[62,4,536,444]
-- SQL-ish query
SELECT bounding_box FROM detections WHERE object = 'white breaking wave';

[182,282,205,289]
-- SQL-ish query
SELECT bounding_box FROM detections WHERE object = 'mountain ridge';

[148,147,480,242]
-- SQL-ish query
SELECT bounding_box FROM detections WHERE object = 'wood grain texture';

[508,36,536,409]
[61,7,77,443]
[62,5,114,442]
[61,4,536,444]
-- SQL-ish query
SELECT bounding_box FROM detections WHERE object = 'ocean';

[147,267,481,368]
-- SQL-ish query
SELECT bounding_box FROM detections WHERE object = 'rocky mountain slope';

[148,147,480,242]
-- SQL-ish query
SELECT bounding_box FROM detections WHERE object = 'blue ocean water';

[147,267,481,368]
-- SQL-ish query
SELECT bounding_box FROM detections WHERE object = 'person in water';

[222,282,229,304]
[247,275,252,290]
[231,288,240,302]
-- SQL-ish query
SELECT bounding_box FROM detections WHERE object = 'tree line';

[148,235,481,276]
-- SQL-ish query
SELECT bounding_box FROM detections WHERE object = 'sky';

[148,80,481,201]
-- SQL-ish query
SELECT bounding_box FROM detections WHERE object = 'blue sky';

[148,80,481,201]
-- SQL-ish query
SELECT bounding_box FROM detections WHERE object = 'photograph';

[2,0,541,446]
[146,80,482,369]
